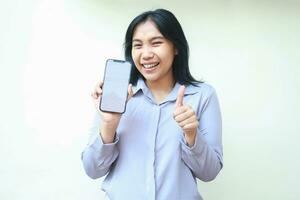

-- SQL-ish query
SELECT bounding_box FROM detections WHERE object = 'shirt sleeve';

[81,114,119,179]
[180,88,223,182]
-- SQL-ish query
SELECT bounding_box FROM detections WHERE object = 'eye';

[132,42,142,49]
[152,41,163,46]
[133,43,142,49]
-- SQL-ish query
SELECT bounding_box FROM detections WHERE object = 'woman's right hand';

[91,81,133,143]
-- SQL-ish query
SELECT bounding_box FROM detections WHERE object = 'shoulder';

[185,82,216,98]
[183,82,220,115]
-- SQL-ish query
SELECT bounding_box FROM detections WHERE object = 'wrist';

[100,123,117,144]
[184,130,196,147]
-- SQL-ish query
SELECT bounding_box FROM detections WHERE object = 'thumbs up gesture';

[173,85,199,145]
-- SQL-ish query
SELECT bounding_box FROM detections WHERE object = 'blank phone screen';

[100,59,131,113]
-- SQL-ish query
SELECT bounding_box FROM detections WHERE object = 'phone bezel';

[99,59,131,114]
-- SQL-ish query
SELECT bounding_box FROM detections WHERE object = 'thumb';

[175,85,185,107]
[127,84,134,101]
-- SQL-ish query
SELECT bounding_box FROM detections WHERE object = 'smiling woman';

[131,20,176,97]
[82,8,223,200]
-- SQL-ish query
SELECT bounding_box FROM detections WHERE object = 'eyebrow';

[132,36,165,43]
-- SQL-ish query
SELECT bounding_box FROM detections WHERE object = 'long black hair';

[124,8,201,86]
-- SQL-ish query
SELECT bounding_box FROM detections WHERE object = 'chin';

[143,77,158,83]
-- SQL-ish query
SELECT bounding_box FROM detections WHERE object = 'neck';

[146,77,175,103]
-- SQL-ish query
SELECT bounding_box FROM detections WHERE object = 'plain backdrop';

[1,0,300,199]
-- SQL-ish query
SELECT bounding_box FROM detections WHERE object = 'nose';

[141,46,154,60]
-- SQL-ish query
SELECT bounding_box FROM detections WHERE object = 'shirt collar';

[132,78,146,95]
[164,82,200,103]
[132,78,201,104]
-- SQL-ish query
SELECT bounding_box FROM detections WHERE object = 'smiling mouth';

[142,62,159,69]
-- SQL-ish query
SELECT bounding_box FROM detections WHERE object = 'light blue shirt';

[82,79,223,200]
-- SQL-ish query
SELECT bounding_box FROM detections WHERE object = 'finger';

[91,89,100,99]
[127,84,134,100]
[175,110,195,123]
[175,85,185,107]
[178,115,197,127]
[91,81,103,99]
[96,86,102,94]
[91,91,98,99]
[95,81,103,92]
[182,121,199,131]
[173,105,189,117]
[98,81,103,88]
[94,81,103,94]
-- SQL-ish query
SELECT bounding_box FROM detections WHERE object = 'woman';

[82,9,223,200]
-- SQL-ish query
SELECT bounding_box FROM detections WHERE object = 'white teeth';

[143,63,158,68]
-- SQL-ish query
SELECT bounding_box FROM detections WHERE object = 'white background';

[1,0,300,199]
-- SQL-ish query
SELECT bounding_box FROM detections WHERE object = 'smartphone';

[99,59,132,113]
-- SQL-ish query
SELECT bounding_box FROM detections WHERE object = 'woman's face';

[131,20,177,85]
